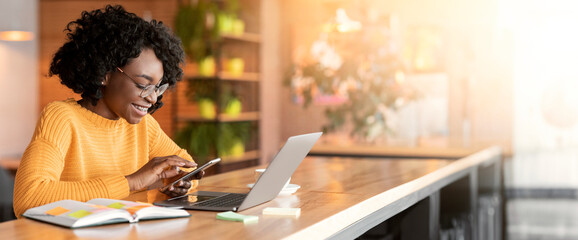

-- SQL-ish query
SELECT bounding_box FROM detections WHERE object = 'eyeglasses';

[116,67,168,98]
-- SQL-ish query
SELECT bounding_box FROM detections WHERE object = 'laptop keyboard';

[193,193,247,207]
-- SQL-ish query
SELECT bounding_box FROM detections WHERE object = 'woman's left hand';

[160,169,205,198]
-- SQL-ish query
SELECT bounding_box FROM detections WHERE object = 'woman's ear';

[102,73,111,86]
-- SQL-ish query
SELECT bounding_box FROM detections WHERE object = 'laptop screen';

[238,132,322,211]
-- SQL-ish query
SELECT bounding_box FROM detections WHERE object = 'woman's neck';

[77,98,119,120]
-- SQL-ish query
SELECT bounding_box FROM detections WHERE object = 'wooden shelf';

[220,150,259,164]
[178,111,260,122]
[222,32,261,43]
[219,72,260,81]
[172,0,262,174]
[219,112,260,122]
[184,72,260,82]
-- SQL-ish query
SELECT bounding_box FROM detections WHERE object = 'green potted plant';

[174,0,241,63]
[174,122,217,164]
[175,121,252,163]
[216,0,241,35]
[220,84,242,117]
[216,122,251,157]
[174,0,222,64]
[186,79,217,119]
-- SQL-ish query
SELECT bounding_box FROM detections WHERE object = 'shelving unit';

[173,0,261,174]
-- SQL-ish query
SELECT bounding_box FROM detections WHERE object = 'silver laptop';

[154,132,322,212]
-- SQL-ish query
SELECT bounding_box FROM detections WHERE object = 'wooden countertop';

[309,136,511,159]
[310,143,486,159]
[0,146,501,239]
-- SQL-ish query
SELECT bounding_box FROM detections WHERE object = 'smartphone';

[163,158,221,189]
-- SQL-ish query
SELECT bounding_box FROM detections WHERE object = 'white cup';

[254,168,290,189]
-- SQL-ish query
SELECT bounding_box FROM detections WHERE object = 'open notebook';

[22,198,190,228]
[154,132,322,212]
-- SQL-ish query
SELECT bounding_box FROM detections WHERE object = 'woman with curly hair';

[13,5,202,217]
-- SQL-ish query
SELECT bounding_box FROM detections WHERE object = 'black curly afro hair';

[49,4,185,114]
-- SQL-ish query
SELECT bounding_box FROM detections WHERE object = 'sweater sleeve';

[147,115,194,162]
[145,116,199,190]
[13,103,130,218]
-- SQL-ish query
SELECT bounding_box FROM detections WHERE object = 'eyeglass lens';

[117,67,168,98]
[141,83,168,98]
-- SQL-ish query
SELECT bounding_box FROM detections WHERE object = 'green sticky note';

[68,210,93,219]
[216,211,258,224]
[107,202,126,209]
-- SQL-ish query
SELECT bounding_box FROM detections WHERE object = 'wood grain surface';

[1,147,501,239]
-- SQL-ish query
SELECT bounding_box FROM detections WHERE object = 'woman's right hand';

[125,155,197,191]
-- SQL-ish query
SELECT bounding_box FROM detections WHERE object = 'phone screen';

[163,158,221,189]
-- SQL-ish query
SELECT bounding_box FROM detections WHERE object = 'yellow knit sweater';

[13,99,194,217]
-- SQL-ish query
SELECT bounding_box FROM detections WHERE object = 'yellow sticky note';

[263,207,301,217]
[107,202,126,209]
[68,210,92,219]
[45,206,69,216]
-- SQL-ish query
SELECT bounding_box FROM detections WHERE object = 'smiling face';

[88,48,164,124]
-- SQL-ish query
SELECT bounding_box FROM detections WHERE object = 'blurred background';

[1,0,578,238]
